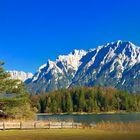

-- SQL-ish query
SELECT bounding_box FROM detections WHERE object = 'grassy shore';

[0,129,140,140]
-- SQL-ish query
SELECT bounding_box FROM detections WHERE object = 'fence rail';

[0,121,84,130]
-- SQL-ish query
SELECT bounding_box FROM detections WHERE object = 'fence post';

[34,122,36,129]
[76,123,78,129]
[72,122,74,128]
[3,122,5,130]
[61,122,63,129]
[20,122,22,130]
[49,122,51,129]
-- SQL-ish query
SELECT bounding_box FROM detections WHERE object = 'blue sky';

[1,0,140,73]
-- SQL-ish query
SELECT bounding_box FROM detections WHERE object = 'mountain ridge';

[8,70,33,82]
[25,40,140,94]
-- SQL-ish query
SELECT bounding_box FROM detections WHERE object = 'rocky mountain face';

[25,40,140,94]
[9,70,33,82]
[25,50,86,93]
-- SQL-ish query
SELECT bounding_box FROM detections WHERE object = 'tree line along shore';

[31,87,140,114]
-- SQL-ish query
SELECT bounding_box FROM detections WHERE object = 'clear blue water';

[37,113,140,124]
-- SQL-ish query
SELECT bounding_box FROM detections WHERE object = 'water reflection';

[37,113,140,124]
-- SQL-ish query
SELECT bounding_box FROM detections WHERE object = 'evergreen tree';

[78,90,86,112]
[45,96,51,113]
[0,61,34,118]
[65,92,73,113]
[39,95,47,113]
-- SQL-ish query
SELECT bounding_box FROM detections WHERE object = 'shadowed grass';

[95,122,140,131]
[0,129,140,140]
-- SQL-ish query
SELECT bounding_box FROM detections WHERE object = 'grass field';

[0,129,140,140]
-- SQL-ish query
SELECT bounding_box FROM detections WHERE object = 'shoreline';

[37,111,140,116]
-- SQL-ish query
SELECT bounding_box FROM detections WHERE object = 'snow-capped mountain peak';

[57,49,86,71]
[9,70,33,82]
[31,49,86,84]
[38,64,47,72]
[26,40,140,94]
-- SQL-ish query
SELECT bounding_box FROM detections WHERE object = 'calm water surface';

[37,113,140,124]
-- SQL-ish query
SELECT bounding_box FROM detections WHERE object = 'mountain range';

[10,40,140,94]
[9,70,33,82]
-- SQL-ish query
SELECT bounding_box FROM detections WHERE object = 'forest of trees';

[31,87,140,114]
[0,61,34,119]
[1,60,140,119]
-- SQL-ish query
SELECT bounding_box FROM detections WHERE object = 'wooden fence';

[0,121,83,130]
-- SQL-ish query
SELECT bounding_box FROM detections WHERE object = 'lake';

[37,113,140,124]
